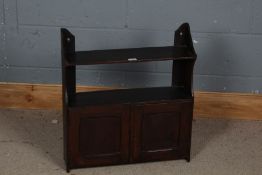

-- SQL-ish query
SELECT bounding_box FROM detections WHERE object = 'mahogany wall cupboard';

[61,23,197,172]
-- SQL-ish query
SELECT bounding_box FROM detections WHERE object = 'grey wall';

[1,0,262,93]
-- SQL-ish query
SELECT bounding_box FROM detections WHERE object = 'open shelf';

[70,87,192,107]
[67,45,195,65]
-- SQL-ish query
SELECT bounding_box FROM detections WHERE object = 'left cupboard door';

[67,105,130,169]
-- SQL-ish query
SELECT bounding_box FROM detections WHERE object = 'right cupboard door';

[131,101,193,162]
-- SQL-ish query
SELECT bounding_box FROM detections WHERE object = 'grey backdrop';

[0,0,262,93]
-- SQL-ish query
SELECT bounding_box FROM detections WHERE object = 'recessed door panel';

[79,116,121,157]
[141,112,181,151]
[131,101,193,162]
[68,105,129,168]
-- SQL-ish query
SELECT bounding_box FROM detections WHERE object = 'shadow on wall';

[77,31,173,88]
[194,34,235,92]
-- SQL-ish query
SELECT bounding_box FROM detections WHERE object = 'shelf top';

[66,45,196,66]
[70,87,192,107]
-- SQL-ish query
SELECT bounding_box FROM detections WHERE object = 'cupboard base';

[65,100,193,172]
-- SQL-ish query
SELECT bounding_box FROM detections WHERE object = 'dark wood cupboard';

[61,23,197,172]
[131,101,193,163]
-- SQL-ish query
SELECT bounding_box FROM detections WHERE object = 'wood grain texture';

[0,83,262,120]
[0,83,112,110]
[194,92,262,120]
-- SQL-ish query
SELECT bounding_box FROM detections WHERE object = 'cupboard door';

[68,105,130,168]
[131,101,193,162]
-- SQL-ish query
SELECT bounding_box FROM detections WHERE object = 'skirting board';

[0,83,261,120]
